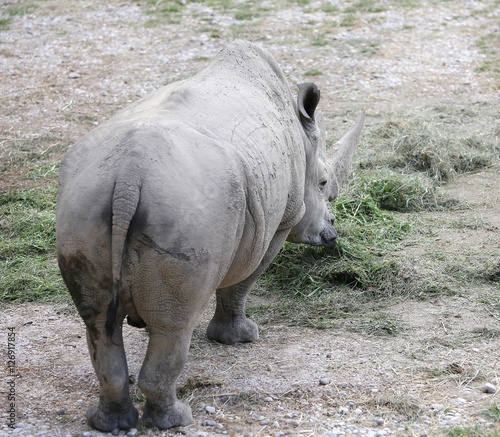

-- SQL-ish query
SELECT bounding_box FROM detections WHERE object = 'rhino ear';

[297,83,320,126]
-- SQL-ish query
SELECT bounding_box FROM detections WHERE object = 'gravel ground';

[1,0,499,436]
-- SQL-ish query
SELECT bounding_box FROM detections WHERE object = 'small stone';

[272,421,279,429]
[259,419,269,425]
[205,405,216,414]
[373,417,384,427]
[284,419,300,427]
[376,431,387,436]
[82,432,91,437]
[266,364,273,371]
[319,378,331,386]
[127,429,138,436]
[68,72,80,79]
[56,408,66,415]
[111,428,121,436]
[420,431,428,437]
[481,383,497,394]
[264,396,274,402]
[354,408,362,415]
[202,420,217,426]
[338,406,349,415]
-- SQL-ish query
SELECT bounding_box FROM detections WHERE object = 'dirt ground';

[1,0,499,436]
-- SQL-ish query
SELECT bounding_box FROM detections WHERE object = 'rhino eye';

[319,179,328,189]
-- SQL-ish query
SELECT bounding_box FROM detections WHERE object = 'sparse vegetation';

[304,69,322,76]
[476,32,500,87]
[485,403,500,423]
[447,426,500,437]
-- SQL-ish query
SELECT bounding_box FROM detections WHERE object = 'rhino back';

[58,41,307,286]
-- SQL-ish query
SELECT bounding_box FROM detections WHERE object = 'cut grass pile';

[0,186,66,302]
[359,111,499,182]
[259,166,457,303]
[253,104,499,331]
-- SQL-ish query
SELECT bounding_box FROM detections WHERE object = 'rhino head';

[287,83,365,247]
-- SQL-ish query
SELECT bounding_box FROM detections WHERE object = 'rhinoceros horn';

[327,111,365,200]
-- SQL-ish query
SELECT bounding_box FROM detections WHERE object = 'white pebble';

[205,405,216,414]
[481,383,497,394]
[338,406,349,415]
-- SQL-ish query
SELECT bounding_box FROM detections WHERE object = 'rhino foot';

[207,316,259,345]
[86,401,138,432]
[142,400,193,429]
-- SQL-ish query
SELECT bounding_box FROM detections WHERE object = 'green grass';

[344,0,387,13]
[311,36,329,46]
[0,16,12,27]
[0,1,36,28]
[321,3,338,13]
[304,69,322,76]
[476,32,500,86]
[0,187,65,302]
[485,403,500,423]
[447,426,500,437]
[261,181,412,299]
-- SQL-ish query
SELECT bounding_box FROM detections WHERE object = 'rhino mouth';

[320,229,337,247]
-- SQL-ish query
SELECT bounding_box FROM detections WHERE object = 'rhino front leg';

[139,329,193,429]
[207,230,289,345]
[207,282,260,344]
[85,321,138,432]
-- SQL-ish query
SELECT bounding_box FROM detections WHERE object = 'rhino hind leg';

[138,330,194,429]
[85,322,138,432]
[207,283,259,345]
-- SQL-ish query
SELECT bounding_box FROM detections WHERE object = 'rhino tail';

[105,179,142,338]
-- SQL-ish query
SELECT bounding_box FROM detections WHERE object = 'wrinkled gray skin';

[56,41,364,432]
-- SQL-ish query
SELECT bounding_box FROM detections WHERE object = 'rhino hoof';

[207,317,259,345]
[142,400,193,429]
[86,402,138,432]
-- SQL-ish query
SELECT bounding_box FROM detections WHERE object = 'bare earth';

[0,0,499,436]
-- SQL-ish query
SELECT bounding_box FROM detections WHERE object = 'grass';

[447,427,500,437]
[485,403,500,423]
[0,187,66,302]
[476,32,500,87]
[0,1,33,28]
[358,106,499,183]
[250,103,500,331]
[304,69,322,76]
[344,0,387,13]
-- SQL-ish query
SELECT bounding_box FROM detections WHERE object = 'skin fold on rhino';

[56,40,364,431]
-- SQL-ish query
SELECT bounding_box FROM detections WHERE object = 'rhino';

[56,40,364,431]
